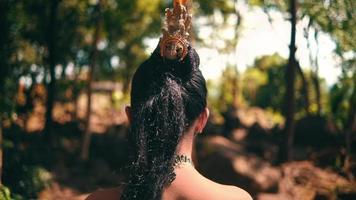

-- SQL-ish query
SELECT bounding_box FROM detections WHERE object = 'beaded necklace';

[167,154,194,185]
[173,154,193,167]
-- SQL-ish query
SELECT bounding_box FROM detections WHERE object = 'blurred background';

[0,0,355,199]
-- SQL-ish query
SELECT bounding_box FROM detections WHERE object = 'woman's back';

[87,164,252,200]
[163,164,252,200]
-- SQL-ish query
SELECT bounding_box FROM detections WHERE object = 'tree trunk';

[296,62,311,115]
[312,73,322,116]
[232,0,241,108]
[122,59,132,96]
[0,117,3,185]
[121,44,135,96]
[231,68,239,108]
[72,64,83,120]
[344,83,356,179]
[312,31,322,115]
[0,0,11,185]
[81,0,102,161]
[345,83,356,156]
[61,63,67,79]
[44,0,60,143]
[284,0,297,162]
[308,31,322,116]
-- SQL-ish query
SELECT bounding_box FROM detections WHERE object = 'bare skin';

[86,108,253,200]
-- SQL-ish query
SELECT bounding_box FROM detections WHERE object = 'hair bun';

[149,44,200,81]
[184,46,200,70]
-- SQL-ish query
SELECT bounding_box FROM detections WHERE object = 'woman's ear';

[125,106,132,124]
[196,107,209,134]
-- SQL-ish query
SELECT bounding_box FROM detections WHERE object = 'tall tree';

[305,25,322,115]
[0,0,18,185]
[81,0,103,161]
[303,0,356,161]
[302,0,355,119]
[44,0,61,143]
[232,0,242,107]
[256,0,312,116]
[295,62,311,115]
[345,85,355,156]
[284,0,297,161]
[0,3,9,185]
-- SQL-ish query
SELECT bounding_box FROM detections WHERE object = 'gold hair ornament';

[160,0,192,61]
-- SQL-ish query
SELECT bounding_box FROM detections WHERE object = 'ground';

[5,92,356,200]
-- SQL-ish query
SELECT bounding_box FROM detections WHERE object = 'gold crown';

[160,0,191,61]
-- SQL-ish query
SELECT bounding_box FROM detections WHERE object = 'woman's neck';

[175,129,195,159]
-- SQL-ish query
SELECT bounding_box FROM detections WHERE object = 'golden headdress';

[160,0,192,61]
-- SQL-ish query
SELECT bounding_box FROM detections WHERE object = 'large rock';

[267,161,356,200]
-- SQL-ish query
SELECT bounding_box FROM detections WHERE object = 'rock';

[278,161,356,200]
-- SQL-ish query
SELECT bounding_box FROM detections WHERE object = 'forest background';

[0,0,355,199]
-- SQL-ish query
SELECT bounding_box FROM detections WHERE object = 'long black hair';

[120,45,207,200]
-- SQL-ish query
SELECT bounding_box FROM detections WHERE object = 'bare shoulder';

[85,187,123,200]
[225,185,253,200]
[204,183,252,200]
[196,169,252,200]
[168,166,253,200]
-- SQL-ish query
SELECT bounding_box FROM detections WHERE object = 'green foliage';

[4,165,52,199]
[301,0,356,53]
[0,79,17,120]
[330,73,355,130]
[196,0,235,15]
[0,0,22,119]
[301,70,330,116]
[2,125,54,199]
[247,0,288,11]
[1,0,244,110]
[241,54,330,119]
[248,0,355,72]
[210,53,331,124]
[248,54,287,111]
[248,0,356,54]
[242,54,285,107]
[0,185,23,200]
[0,185,12,200]
[99,0,163,84]
[217,65,240,111]
[242,67,268,104]
[246,0,354,131]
